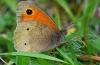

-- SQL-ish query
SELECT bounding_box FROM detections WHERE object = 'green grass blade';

[1,0,17,13]
[81,0,99,24]
[54,9,62,30]
[16,56,30,65]
[56,48,74,65]
[0,52,68,64]
[37,58,49,65]
[89,40,100,52]
[0,35,15,52]
[80,0,99,64]
[68,42,79,65]
[77,0,99,35]
[56,0,76,23]
[84,0,89,14]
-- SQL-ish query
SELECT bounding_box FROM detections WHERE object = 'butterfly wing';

[17,1,59,32]
[14,20,61,53]
[14,1,61,53]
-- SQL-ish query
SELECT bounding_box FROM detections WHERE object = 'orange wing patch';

[21,7,60,33]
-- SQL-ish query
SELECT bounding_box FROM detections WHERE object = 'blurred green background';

[0,0,100,65]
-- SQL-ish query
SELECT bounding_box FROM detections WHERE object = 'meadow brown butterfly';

[14,1,66,53]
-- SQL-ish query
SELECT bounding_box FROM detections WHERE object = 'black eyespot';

[24,43,26,45]
[26,9,33,15]
[27,28,29,30]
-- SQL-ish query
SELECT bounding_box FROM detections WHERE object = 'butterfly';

[14,1,66,53]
